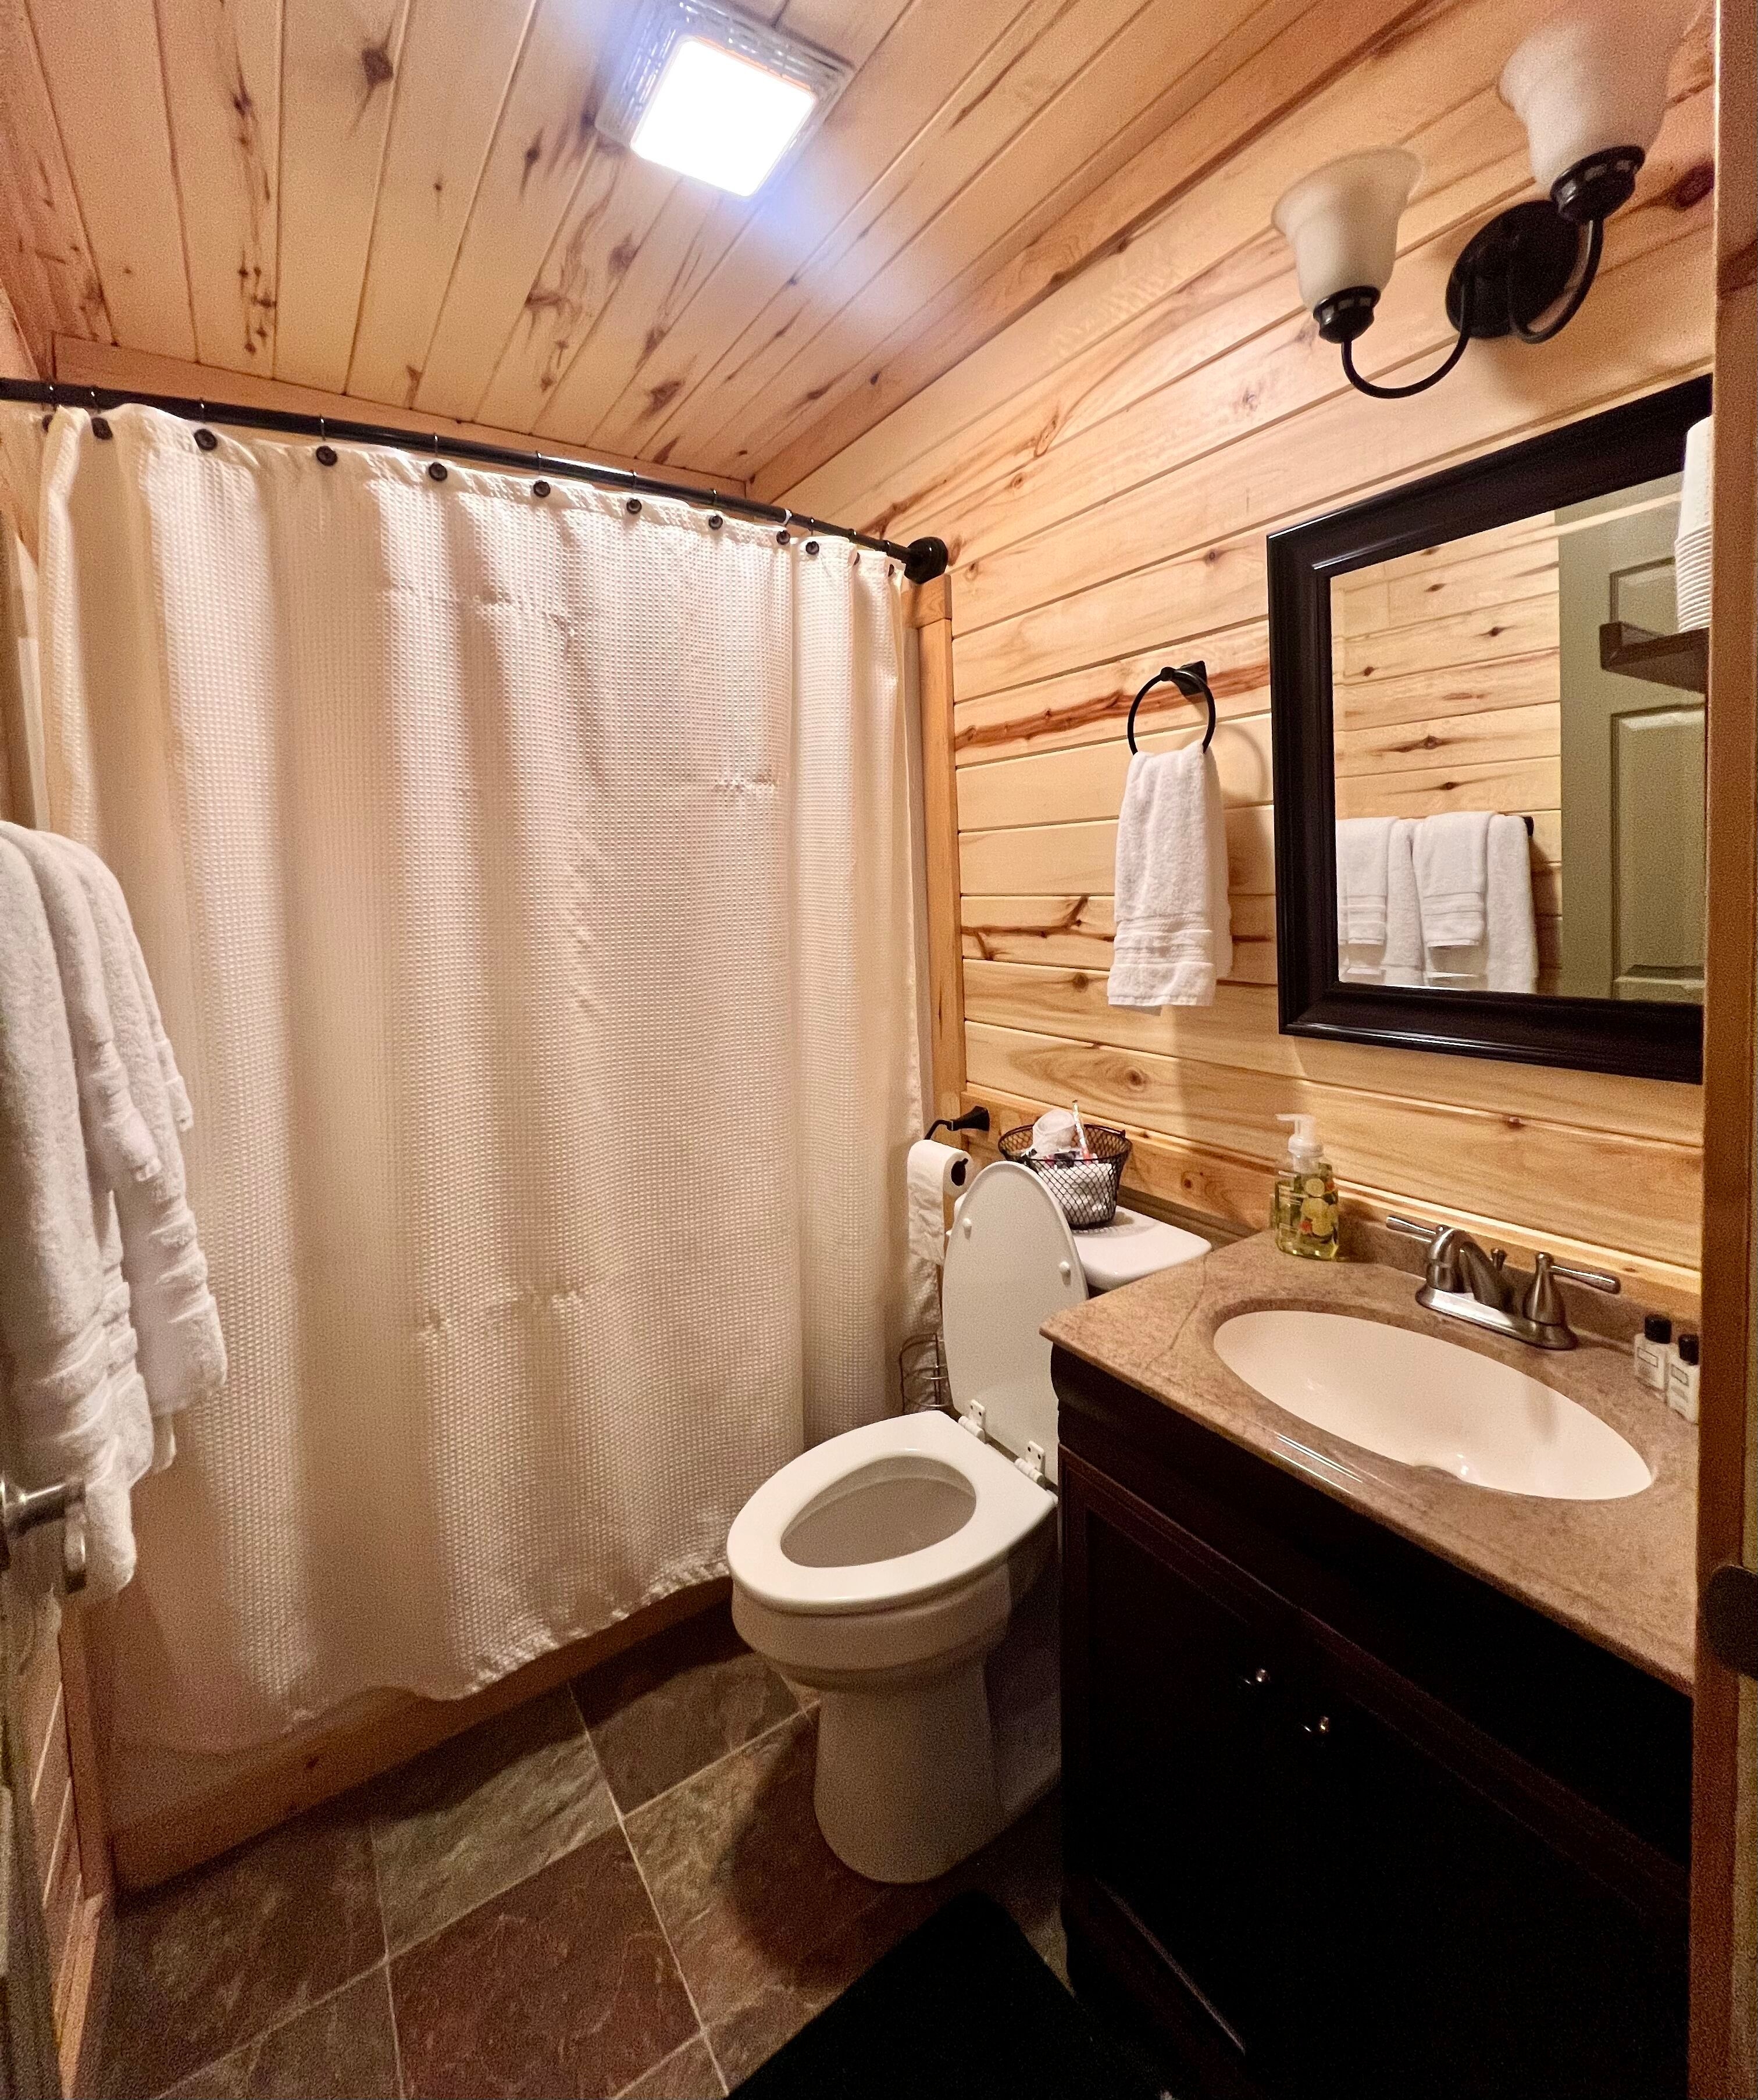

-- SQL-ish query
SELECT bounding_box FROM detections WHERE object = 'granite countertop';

[1043,1230,1698,1693]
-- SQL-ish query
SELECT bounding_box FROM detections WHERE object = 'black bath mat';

[729,1891,1167,2100]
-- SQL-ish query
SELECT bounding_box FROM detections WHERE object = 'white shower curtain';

[20,403,923,1753]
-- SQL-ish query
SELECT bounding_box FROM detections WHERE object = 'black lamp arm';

[1341,312,1472,400]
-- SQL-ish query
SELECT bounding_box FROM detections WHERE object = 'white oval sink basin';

[1213,1310,1651,1501]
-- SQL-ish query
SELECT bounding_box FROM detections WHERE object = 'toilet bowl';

[728,1161,1208,1883]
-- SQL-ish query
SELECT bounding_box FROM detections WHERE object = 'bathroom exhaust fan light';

[600,2,851,198]
[1270,0,1693,402]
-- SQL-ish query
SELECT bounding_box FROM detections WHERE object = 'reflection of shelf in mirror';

[1598,621,1709,694]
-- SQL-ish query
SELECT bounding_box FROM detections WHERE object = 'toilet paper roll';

[907,1139,969,1267]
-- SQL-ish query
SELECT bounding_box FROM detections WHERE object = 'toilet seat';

[942,1161,1087,1486]
[726,1410,1053,1617]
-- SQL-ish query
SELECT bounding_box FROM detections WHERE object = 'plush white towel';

[1424,814,1538,993]
[1383,819,1426,985]
[1,822,159,1190]
[1109,744,1232,1009]
[59,838,193,1133]
[1413,811,1491,950]
[0,837,142,1597]
[1336,818,1394,947]
[52,836,224,1434]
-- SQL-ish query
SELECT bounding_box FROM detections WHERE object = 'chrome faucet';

[1385,1216,1619,1350]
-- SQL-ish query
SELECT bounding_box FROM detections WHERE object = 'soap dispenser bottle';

[1273,1113,1339,1260]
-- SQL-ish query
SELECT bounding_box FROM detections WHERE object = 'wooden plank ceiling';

[0,0,1315,488]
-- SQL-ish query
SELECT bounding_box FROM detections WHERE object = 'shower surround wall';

[781,0,1715,1310]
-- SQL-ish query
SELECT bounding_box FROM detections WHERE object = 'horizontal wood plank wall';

[785,0,1714,1306]
[1334,513,1564,989]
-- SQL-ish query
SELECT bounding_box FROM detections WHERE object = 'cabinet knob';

[1301,1713,1332,1738]
[1238,1664,1272,1691]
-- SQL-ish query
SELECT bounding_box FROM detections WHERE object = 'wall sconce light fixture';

[1272,0,1695,400]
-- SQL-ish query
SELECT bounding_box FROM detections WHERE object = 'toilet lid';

[941,1162,1085,1485]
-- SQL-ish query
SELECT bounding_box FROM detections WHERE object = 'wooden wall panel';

[788,6,1714,1295]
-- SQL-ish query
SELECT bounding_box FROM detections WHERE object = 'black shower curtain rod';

[0,378,952,584]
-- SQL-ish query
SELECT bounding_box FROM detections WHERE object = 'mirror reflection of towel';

[1423,814,1538,993]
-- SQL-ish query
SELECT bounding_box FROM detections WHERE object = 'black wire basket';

[999,1122,1132,1229]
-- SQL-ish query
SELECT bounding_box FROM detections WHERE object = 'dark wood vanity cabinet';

[1054,1348,1692,2100]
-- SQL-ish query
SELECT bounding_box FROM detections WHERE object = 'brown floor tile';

[616,2035,726,2098]
[99,1803,383,2099]
[366,1685,617,1952]
[390,1822,697,2100]
[622,1710,933,2070]
[574,1602,798,1813]
[160,1967,401,2100]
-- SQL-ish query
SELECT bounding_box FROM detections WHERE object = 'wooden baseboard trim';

[110,1578,729,1894]
[60,1888,111,2099]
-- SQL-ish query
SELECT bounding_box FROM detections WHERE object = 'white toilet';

[728,1161,1207,1884]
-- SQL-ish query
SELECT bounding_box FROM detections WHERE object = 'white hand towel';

[54,836,226,1426]
[1,822,160,1189]
[1335,818,1393,947]
[1108,744,1232,1010]
[0,837,140,1597]
[1383,819,1426,985]
[1422,815,1538,993]
[1413,811,1492,950]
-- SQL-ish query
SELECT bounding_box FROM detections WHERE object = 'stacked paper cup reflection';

[1674,415,1713,631]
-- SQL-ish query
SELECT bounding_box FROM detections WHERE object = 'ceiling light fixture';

[600,1,851,199]
[1271,0,1695,401]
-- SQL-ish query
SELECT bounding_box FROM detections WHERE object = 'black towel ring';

[1126,661,1217,755]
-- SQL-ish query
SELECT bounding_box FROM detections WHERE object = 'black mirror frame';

[1267,376,1711,1086]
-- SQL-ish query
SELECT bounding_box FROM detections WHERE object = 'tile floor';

[97,1602,1067,2099]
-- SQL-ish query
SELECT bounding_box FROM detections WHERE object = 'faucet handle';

[1524,1250,1621,1329]
[1546,1258,1620,1294]
[1385,1214,1441,1246]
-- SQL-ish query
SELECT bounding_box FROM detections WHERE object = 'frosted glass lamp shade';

[1500,0,1693,216]
[1272,149,1421,333]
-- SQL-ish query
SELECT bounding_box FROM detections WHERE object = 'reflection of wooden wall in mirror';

[1333,514,1563,992]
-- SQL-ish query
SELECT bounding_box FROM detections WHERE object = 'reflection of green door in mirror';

[1557,476,1703,1004]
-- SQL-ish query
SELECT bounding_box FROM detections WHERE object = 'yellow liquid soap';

[1272,1113,1339,1259]
[1273,1166,1339,1258]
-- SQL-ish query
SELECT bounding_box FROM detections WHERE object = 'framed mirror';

[1268,377,1711,1083]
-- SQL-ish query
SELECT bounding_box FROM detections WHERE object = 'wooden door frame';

[1690,0,1757,2089]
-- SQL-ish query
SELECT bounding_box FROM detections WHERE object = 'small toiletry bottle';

[1635,1313,1673,1392]
[1273,1114,1339,1260]
[1666,1332,1700,1424]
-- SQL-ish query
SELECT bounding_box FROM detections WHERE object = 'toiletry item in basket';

[1030,1107,1079,1157]
[1272,1113,1339,1260]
